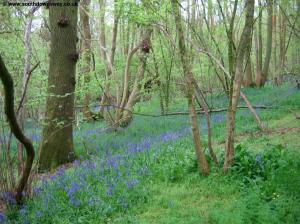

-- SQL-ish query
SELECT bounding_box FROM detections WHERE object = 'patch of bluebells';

[1,191,16,205]
[8,112,241,223]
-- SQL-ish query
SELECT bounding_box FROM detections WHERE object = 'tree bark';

[223,0,255,172]
[80,0,93,121]
[255,0,263,86]
[171,0,209,176]
[38,1,78,171]
[119,28,153,127]
[279,4,286,77]
[0,55,35,204]
[261,0,274,86]
[243,28,254,86]
[193,80,218,165]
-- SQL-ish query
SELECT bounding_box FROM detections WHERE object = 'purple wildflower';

[125,179,139,189]
[19,207,27,216]
[32,186,42,196]
[0,212,6,223]
[67,181,81,197]
[69,198,81,207]
[1,191,16,205]
[36,210,43,218]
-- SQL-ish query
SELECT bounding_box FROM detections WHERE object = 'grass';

[1,85,300,223]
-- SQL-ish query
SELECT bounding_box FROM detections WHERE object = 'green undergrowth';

[4,85,300,223]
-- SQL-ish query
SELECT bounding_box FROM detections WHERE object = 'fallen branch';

[75,104,269,118]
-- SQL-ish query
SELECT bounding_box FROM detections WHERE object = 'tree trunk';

[193,81,218,166]
[38,1,78,171]
[80,0,93,121]
[119,28,153,127]
[261,0,273,86]
[0,55,35,204]
[255,0,263,86]
[171,0,209,176]
[223,0,255,172]
[243,30,254,86]
[272,1,277,78]
[279,6,286,77]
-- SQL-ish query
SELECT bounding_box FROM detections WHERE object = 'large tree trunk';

[0,56,35,204]
[223,0,255,172]
[38,1,78,171]
[80,0,93,121]
[171,0,209,176]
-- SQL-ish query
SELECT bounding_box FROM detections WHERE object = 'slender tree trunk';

[171,0,209,176]
[80,0,93,121]
[39,1,78,171]
[243,30,254,86]
[193,81,218,165]
[256,0,263,86]
[272,1,277,78]
[261,0,274,86]
[0,55,35,204]
[119,28,153,127]
[279,6,286,77]
[223,0,255,172]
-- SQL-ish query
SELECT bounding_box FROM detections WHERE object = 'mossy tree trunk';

[38,1,78,172]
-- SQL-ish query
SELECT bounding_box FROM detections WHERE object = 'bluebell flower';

[67,181,81,197]
[19,206,27,216]
[32,186,42,196]
[125,179,139,189]
[69,198,81,207]
[1,191,16,205]
[118,197,128,211]
[255,154,264,169]
[36,210,43,218]
[106,182,115,197]
[255,154,262,163]
[0,212,6,223]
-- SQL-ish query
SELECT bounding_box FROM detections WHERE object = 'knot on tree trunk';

[68,52,79,63]
[57,16,68,27]
[140,38,151,53]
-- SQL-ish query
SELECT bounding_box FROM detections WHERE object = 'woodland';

[0,0,299,223]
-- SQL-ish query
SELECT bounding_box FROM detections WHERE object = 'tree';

[38,1,78,171]
[243,26,254,87]
[256,0,274,87]
[171,0,209,176]
[223,0,255,172]
[79,0,93,121]
[0,55,35,204]
[261,0,274,85]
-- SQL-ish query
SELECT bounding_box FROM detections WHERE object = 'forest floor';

[3,84,300,224]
